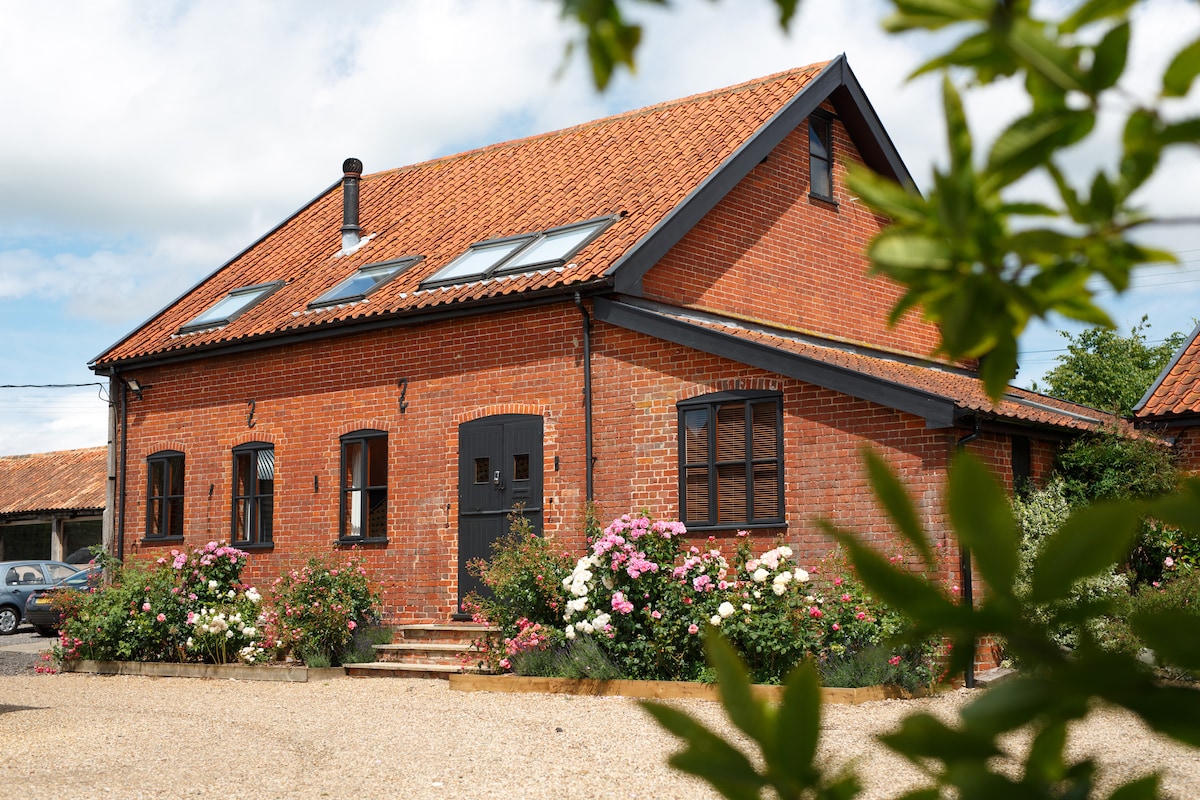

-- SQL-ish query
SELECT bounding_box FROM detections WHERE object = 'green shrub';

[262,549,381,666]
[511,635,622,680]
[1054,429,1179,506]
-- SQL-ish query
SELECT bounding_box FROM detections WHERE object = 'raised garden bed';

[59,660,345,682]
[448,672,923,704]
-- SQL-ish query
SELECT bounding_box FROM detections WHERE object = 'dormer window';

[809,114,833,201]
[309,256,421,308]
[179,281,283,334]
[421,216,614,288]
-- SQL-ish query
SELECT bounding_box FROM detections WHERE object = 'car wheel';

[34,625,57,638]
[0,606,18,635]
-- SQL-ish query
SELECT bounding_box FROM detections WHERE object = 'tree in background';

[1035,317,1186,415]
[557,1,1200,798]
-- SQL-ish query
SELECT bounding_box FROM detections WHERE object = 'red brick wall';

[642,109,944,359]
[115,300,976,625]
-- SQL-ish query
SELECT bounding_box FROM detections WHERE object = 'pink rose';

[888,655,902,666]
[142,602,151,612]
[347,620,358,630]
[156,613,166,622]
[687,624,699,635]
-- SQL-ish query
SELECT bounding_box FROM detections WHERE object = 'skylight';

[421,216,614,288]
[309,256,421,308]
[179,282,283,334]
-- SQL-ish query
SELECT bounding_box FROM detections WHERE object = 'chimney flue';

[341,157,363,251]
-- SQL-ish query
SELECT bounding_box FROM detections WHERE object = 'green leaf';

[880,712,1001,763]
[847,165,928,224]
[1009,18,1089,95]
[1129,608,1200,671]
[1024,721,1069,784]
[640,701,767,800]
[960,676,1075,736]
[1060,0,1137,33]
[986,109,1095,187]
[1146,480,1200,531]
[1029,500,1143,604]
[864,448,933,565]
[1088,20,1130,93]
[774,0,800,29]
[770,660,822,790]
[1159,117,1200,146]
[1163,35,1200,97]
[942,75,974,177]
[707,633,767,744]
[1116,684,1200,747]
[1107,775,1161,800]
[979,334,1019,402]
[867,231,954,271]
[948,452,1019,593]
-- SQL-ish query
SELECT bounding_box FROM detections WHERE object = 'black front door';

[456,414,543,618]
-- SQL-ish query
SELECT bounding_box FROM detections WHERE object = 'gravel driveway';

[2,666,1198,800]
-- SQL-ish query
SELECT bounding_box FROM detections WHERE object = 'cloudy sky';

[1,0,1197,457]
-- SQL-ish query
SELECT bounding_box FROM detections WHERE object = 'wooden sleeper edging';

[59,660,346,682]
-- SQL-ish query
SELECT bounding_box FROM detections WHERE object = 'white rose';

[779,546,793,558]
[718,601,735,618]
[772,582,787,596]
[578,621,594,634]
[592,613,611,629]
[742,603,752,612]
[710,615,722,626]
[752,568,770,583]
[565,625,576,639]
[208,580,218,590]
[794,569,809,583]
[773,571,792,585]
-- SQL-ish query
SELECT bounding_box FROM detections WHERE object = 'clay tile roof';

[1136,322,1200,419]
[93,61,833,368]
[0,447,107,518]
[606,301,1115,434]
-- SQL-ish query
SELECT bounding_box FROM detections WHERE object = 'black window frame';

[308,256,422,309]
[231,441,275,549]
[179,281,285,334]
[339,429,389,544]
[146,450,185,541]
[808,113,834,202]
[678,391,785,531]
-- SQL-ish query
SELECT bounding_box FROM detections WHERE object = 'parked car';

[24,566,100,636]
[0,560,79,634]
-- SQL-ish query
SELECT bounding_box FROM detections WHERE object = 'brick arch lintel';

[677,378,784,402]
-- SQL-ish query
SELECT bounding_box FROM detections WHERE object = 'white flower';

[742,603,752,612]
[578,620,594,634]
[565,625,576,640]
[779,546,793,559]
[592,613,611,629]
[225,630,235,639]
[772,582,787,596]
[226,589,236,599]
[207,580,219,590]
[602,575,614,590]
[717,601,735,618]
[752,568,770,583]
[710,615,722,626]
[773,570,792,585]
[567,597,588,613]
[794,569,809,583]
[753,590,762,599]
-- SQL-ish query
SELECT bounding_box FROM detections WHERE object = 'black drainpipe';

[955,416,982,688]
[575,293,594,501]
[117,373,129,562]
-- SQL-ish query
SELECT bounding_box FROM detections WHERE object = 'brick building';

[89,58,1108,644]
[1136,321,1200,469]
[0,447,106,562]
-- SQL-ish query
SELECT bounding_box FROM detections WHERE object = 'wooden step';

[346,661,463,680]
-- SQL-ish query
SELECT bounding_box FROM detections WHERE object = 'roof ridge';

[363,62,830,182]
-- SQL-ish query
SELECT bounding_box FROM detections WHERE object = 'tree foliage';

[1035,318,1186,415]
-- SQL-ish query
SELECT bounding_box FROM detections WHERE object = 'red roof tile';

[0,447,107,517]
[640,305,1115,433]
[94,63,832,367]
[1136,325,1200,419]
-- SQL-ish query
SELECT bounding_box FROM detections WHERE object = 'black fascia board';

[609,57,848,296]
[594,297,959,428]
[89,279,614,374]
[88,178,343,368]
[828,57,917,191]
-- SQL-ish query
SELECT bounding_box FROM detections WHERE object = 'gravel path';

[2,670,1198,799]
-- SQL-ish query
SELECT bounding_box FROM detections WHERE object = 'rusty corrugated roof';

[0,447,107,517]
[93,62,833,367]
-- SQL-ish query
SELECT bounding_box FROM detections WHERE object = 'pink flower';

[499,658,511,670]
[809,607,823,619]
[841,593,851,603]
[688,624,699,635]
[651,610,662,620]
[156,613,166,622]
[1165,557,1176,568]
[833,577,843,586]
[347,620,358,630]
[888,655,902,666]
[856,612,866,620]
[831,623,840,631]
[142,602,151,612]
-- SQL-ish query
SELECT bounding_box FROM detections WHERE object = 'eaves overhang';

[593,297,961,429]
[90,277,615,374]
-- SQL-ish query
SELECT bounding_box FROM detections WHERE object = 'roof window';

[421,216,614,288]
[309,256,421,308]
[179,282,283,334]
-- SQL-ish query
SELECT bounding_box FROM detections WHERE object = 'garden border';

[60,660,346,682]
[448,673,923,704]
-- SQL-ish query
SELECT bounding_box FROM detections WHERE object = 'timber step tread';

[347,662,463,674]
[393,623,498,632]
[375,642,470,653]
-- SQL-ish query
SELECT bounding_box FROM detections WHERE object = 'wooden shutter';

[751,401,781,520]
